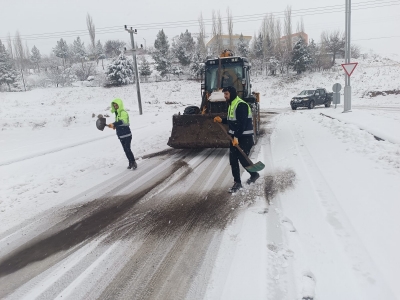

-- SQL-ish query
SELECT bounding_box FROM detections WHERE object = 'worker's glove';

[214,116,222,123]
[108,123,115,129]
[232,137,239,146]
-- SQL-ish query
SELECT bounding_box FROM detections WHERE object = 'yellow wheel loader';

[167,50,260,149]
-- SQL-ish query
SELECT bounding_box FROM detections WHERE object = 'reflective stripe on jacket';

[227,97,253,136]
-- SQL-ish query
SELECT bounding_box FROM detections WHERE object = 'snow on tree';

[190,48,205,78]
[152,29,172,77]
[172,30,195,66]
[104,53,134,86]
[73,37,87,66]
[0,39,18,91]
[53,38,69,68]
[307,39,319,71]
[30,45,41,72]
[268,57,279,75]
[290,38,311,74]
[236,33,249,57]
[139,55,152,80]
[171,65,183,78]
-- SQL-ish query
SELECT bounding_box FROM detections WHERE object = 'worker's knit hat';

[222,86,237,101]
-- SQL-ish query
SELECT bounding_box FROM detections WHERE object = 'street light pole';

[124,25,143,115]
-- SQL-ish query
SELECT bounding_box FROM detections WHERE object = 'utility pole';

[344,0,352,112]
[124,26,143,115]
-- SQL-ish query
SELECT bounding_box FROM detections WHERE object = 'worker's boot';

[246,173,260,184]
[132,161,137,170]
[229,182,242,193]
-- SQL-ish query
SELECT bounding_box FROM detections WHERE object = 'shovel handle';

[216,122,254,165]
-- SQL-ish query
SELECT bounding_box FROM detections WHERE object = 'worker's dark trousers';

[229,135,254,183]
[119,136,135,163]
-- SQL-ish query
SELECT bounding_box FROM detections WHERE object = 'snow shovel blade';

[96,117,107,131]
[245,161,265,172]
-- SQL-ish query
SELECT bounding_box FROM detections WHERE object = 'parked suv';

[290,88,333,110]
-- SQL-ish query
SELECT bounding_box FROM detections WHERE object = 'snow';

[1,55,399,298]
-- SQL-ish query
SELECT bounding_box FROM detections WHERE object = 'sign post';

[332,83,342,109]
[343,0,352,113]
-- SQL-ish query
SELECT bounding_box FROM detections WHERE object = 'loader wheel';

[183,106,200,115]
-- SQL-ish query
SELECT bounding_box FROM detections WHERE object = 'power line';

[353,35,400,41]
[1,0,399,42]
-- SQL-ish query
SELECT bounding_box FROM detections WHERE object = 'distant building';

[206,34,252,54]
[280,32,309,48]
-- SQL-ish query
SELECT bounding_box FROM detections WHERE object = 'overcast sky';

[1,0,399,57]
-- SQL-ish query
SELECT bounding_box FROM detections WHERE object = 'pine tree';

[30,45,41,72]
[172,30,195,66]
[73,37,87,66]
[236,34,249,57]
[139,56,152,81]
[0,39,18,91]
[290,38,311,74]
[307,39,318,71]
[104,53,134,86]
[53,38,69,67]
[152,29,172,77]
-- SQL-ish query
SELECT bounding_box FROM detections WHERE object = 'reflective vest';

[227,97,254,136]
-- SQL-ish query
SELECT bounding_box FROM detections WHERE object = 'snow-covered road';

[1,61,399,298]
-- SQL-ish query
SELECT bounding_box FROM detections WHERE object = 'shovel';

[216,122,265,172]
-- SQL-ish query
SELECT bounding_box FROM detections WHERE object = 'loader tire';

[183,106,200,115]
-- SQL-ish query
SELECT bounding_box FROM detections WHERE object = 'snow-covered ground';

[1,56,399,299]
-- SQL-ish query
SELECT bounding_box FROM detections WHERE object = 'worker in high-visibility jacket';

[214,86,260,193]
[108,98,137,170]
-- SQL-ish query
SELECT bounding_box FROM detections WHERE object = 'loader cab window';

[205,64,244,95]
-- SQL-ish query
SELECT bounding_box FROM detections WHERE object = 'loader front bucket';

[167,114,231,149]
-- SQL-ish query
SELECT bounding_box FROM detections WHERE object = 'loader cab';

[201,56,254,114]
[203,57,252,98]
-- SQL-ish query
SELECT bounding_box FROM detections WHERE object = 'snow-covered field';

[1,56,399,299]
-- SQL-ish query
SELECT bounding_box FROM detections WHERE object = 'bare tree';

[198,13,207,58]
[211,11,218,55]
[104,40,126,58]
[274,18,282,55]
[6,33,13,60]
[321,30,345,66]
[351,44,361,59]
[217,11,223,53]
[24,41,31,69]
[13,31,25,70]
[284,6,292,52]
[227,7,233,50]
[86,13,96,56]
[296,17,305,33]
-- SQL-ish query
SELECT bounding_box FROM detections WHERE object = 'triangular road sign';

[341,63,358,76]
